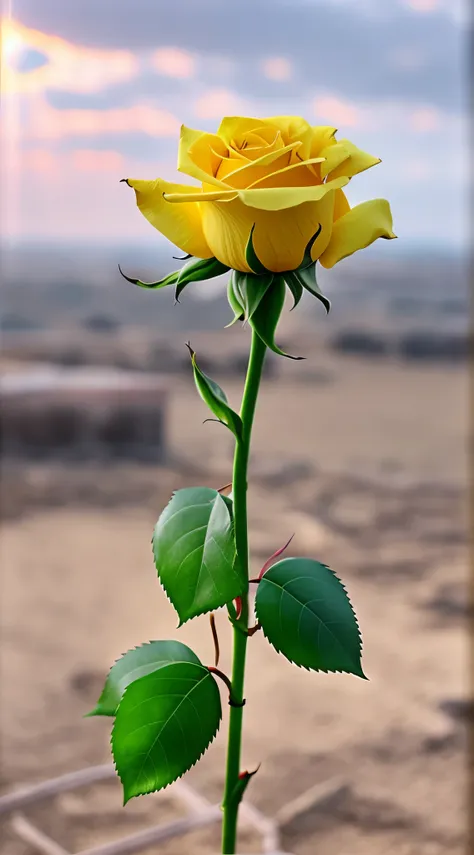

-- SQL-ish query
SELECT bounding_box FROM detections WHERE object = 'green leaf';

[226,272,245,327]
[153,487,245,624]
[287,265,330,314]
[112,661,221,802]
[175,256,229,301]
[255,557,365,678]
[186,344,242,438]
[118,264,179,290]
[285,275,303,310]
[249,276,304,360]
[245,224,271,274]
[234,270,274,321]
[87,641,200,717]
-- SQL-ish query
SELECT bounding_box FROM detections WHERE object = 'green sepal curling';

[255,557,366,678]
[175,256,230,301]
[298,223,323,269]
[112,661,222,802]
[118,264,179,290]
[245,224,271,275]
[87,640,200,717]
[118,255,228,299]
[286,265,331,314]
[186,343,243,438]
[153,486,245,624]
[249,277,304,360]
[226,272,245,327]
[233,270,274,321]
[285,274,304,310]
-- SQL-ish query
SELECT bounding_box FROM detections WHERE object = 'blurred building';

[0,367,168,462]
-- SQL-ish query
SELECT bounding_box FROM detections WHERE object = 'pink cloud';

[27,95,180,140]
[2,154,157,240]
[313,96,360,127]
[261,57,293,82]
[151,47,195,78]
[403,0,439,10]
[21,148,58,172]
[2,19,138,95]
[411,106,440,132]
[194,88,248,120]
[1,146,180,239]
[71,149,125,172]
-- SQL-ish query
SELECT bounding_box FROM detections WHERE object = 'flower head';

[125,115,395,273]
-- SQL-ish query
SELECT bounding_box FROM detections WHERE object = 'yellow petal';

[262,115,311,140]
[126,178,213,258]
[247,157,325,189]
[177,125,228,187]
[200,190,337,273]
[164,188,238,203]
[237,129,286,160]
[216,141,300,188]
[310,126,338,156]
[217,116,267,144]
[321,139,381,180]
[236,176,349,211]
[319,142,351,179]
[333,189,350,221]
[163,176,348,209]
[319,199,396,269]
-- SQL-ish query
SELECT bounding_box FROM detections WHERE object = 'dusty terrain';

[1,331,470,854]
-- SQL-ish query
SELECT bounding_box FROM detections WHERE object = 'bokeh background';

[0,1,470,854]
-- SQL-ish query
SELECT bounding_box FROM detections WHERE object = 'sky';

[0,0,470,251]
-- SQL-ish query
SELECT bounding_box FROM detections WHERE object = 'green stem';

[221,330,267,854]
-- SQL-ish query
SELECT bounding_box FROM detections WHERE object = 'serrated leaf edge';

[153,489,245,626]
[255,562,366,679]
[87,640,200,716]
[111,667,222,803]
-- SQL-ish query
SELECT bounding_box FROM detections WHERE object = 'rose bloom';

[126,115,395,273]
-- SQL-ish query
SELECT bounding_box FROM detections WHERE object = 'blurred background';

[0,1,470,853]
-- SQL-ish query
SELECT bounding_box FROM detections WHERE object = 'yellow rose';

[126,115,395,273]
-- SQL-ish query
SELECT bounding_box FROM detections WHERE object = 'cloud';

[410,106,440,132]
[151,47,195,78]
[12,0,466,110]
[193,88,249,120]
[1,145,174,240]
[23,94,180,140]
[3,2,468,249]
[1,18,138,95]
[261,57,293,82]
[402,0,439,10]
[71,149,125,172]
[313,96,360,127]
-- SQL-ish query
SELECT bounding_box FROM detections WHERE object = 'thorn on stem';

[258,533,295,580]
[238,763,261,781]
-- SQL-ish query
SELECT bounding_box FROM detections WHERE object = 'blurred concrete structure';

[0,367,168,462]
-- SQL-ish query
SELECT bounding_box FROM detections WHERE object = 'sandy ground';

[0,341,470,855]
